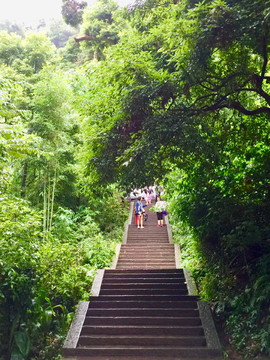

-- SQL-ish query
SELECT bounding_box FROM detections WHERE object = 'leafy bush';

[0,189,128,360]
[164,161,270,357]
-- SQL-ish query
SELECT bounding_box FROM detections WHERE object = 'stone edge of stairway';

[63,268,106,352]
[183,268,222,352]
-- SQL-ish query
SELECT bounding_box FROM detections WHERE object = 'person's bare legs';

[138,215,144,228]
[140,215,144,228]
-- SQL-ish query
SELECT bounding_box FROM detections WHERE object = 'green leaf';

[11,346,25,360]
[14,331,31,358]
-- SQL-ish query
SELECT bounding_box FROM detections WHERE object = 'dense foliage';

[71,0,270,357]
[0,18,129,360]
[1,0,270,358]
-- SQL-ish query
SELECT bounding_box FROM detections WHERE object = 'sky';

[0,0,132,28]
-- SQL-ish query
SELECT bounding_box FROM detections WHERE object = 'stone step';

[117,258,175,262]
[129,226,168,228]
[116,262,176,267]
[129,224,168,226]
[126,241,169,243]
[86,309,199,317]
[127,234,169,237]
[102,278,185,284]
[128,231,168,233]
[116,266,177,269]
[118,253,174,256]
[102,275,185,284]
[129,228,168,231]
[99,289,188,296]
[63,356,222,360]
[120,250,174,253]
[103,272,184,278]
[120,252,174,255]
[78,335,206,347]
[104,269,183,273]
[83,316,202,326]
[127,233,169,236]
[120,249,175,253]
[128,228,168,231]
[116,266,177,270]
[64,346,222,358]
[125,242,170,245]
[127,233,168,236]
[126,242,170,245]
[118,257,175,261]
[120,245,174,248]
[101,283,188,289]
[128,230,168,233]
[119,251,175,255]
[90,295,198,301]
[117,260,175,263]
[117,257,175,266]
[121,241,174,248]
[88,301,198,309]
[121,249,174,252]
[126,240,169,243]
[116,260,175,263]
[81,325,204,336]
[121,246,174,249]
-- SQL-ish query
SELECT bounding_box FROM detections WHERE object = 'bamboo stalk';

[47,173,50,233]
[49,167,57,233]
[43,177,46,238]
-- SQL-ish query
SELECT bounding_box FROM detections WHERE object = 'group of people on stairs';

[135,189,167,229]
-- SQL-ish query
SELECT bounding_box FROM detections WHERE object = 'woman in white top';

[155,197,166,227]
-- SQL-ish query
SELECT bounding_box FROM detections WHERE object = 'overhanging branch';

[229,100,270,116]
[74,34,118,45]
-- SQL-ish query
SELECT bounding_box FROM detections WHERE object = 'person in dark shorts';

[155,197,165,227]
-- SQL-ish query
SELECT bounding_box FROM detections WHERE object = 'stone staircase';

[63,202,222,359]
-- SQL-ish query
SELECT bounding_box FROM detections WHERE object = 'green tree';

[46,18,78,48]
[74,0,120,60]
[62,0,88,27]
[0,31,22,66]
[23,33,57,74]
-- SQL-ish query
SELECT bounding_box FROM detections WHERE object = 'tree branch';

[74,34,93,42]
[74,34,118,45]
[229,100,270,116]
[200,72,252,93]
[257,87,270,105]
